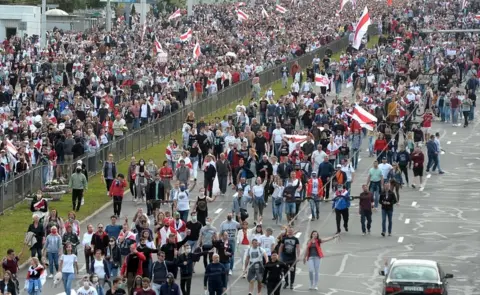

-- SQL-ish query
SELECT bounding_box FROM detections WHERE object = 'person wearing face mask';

[219,213,241,275]
[109,174,128,217]
[105,237,122,278]
[177,244,209,295]
[105,277,127,295]
[135,159,148,203]
[64,211,81,237]
[147,175,164,217]
[76,275,98,295]
[68,164,88,212]
[90,273,105,295]
[91,224,110,256]
[127,157,138,201]
[137,236,159,279]
[120,244,146,290]
[159,273,181,295]
[30,190,48,220]
[90,249,110,294]
[160,232,187,279]
[212,232,233,284]
[62,224,80,255]
[44,225,61,278]
[172,181,196,222]
[198,217,217,270]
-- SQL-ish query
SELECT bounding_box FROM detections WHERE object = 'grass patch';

[1,35,379,266]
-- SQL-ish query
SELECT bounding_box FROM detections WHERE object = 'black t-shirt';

[186,221,202,240]
[106,288,127,295]
[281,236,299,262]
[253,136,267,153]
[126,254,140,273]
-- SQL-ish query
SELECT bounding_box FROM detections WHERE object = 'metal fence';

[0,25,378,213]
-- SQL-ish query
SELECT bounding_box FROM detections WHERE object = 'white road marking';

[411,201,417,207]
[335,254,350,276]
[398,237,404,243]
[467,163,474,167]
[426,174,432,179]
[296,268,302,274]
[447,141,451,144]
[405,219,410,224]
[293,284,303,290]
[215,208,223,214]
[453,132,457,135]
[295,232,302,238]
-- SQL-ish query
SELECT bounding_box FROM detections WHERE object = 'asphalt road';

[15,107,480,295]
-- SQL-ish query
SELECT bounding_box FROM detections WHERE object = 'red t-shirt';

[241,229,249,245]
[423,113,433,128]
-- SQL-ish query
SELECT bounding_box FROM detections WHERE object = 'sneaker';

[309,286,313,290]
[229,270,232,275]
[439,171,445,174]
[314,287,318,290]
[48,274,53,279]
[381,232,385,237]
[368,230,371,235]
[362,232,366,236]
[283,284,289,289]
[388,233,392,236]
[290,285,294,290]
[411,184,416,189]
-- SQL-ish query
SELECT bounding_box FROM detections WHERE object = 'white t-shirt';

[312,150,327,168]
[248,247,265,264]
[77,287,98,295]
[311,178,320,195]
[252,185,265,197]
[93,259,106,279]
[341,164,355,182]
[272,128,286,143]
[259,235,275,256]
[378,163,393,179]
[60,254,77,273]
[174,190,190,211]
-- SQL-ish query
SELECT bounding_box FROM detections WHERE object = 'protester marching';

[1,0,479,293]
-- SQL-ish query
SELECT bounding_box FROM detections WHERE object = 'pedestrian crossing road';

[15,112,480,295]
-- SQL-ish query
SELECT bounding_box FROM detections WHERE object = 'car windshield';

[389,265,439,282]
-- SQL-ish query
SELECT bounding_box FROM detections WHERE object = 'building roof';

[45,9,69,16]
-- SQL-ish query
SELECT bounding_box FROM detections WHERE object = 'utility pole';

[140,0,147,25]
[106,0,112,32]
[187,0,193,16]
[41,0,47,49]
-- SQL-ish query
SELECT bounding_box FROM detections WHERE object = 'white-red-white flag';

[462,0,468,9]
[348,105,377,131]
[353,6,371,50]
[236,2,246,7]
[154,37,163,53]
[346,73,354,88]
[180,28,193,41]
[237,9,249,21]
[339,0,351,12]
[193,42,201,59]
[5,139,17,155]
[262,7,269,18]
[315,74,330,87]
[275,4,287,13]
[168,9,182,21]
[49,113,57,124]
[283,135,313,147]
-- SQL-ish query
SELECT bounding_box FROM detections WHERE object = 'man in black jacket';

[263,252,289,295]
[379,183,398,237]
[151,251,175,294]
[160,233,189,279]
[203,154,216,197]
[204,254,227,295]
[147,174,164,216]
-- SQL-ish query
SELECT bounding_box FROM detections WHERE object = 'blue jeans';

[307,257,321,287]
[368,136,374,156]
[369,181,381,208]
[178,210,189,222]
[272,201,283,222]
[308,198,320,219]
[469,105,475,120]
[42,165,49,186]
[426,154,440,172]
[444,107,451,122]
[228,239,236,271]
[133,118,140,129]
[28,278,42,295]
[439,106,445,122]
[451,108,459,124]
[62,272,75,295]
[47,252,59,274]
[284,202,296,215]
[107,261,119,277]
[382,209,393,234]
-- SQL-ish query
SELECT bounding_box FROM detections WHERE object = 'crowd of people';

[1,0,480,293]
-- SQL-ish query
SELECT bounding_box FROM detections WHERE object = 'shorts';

[162,179,172,191]
[247,262,264,282]
[284,202,296,215]
[422,127,431,134]
[413,166,423,177]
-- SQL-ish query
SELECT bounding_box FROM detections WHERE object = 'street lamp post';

[41,0,46,49]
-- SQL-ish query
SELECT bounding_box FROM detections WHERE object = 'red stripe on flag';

[354,10,370,43]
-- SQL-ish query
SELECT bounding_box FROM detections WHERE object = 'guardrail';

[0,25,378,214]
